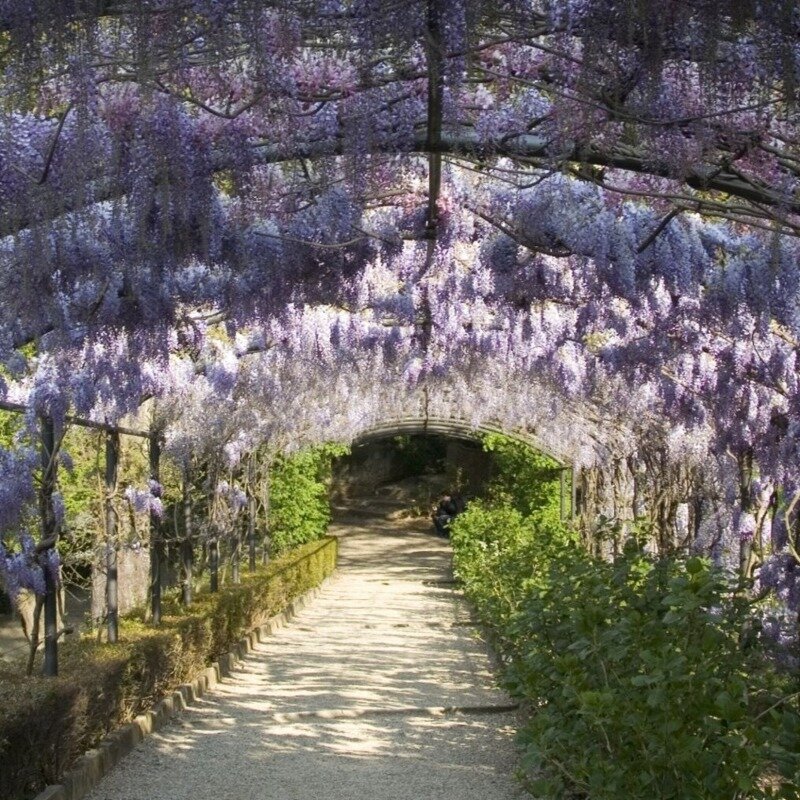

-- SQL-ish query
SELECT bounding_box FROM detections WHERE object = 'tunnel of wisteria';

[1,2,799,799]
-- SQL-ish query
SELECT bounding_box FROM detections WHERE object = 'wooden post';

[231,524,241,584]
[39,415,59,677]
[247,457,257,573]
[209,535,219,592]
[231,467,242,584]
[149,434,162,625]
[208,470,220,592]
[105,431,120,644]
[261,462,271,565]
[181,470,193,606]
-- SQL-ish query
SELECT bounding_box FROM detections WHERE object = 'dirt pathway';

[84,517,524,800]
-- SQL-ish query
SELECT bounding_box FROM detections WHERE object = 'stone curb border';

[31,575,335,800]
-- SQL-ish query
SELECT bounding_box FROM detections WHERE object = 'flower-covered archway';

[0,1,798,672]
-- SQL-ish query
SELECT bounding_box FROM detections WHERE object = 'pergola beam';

[0,399,150,439]
[1,129,792,244]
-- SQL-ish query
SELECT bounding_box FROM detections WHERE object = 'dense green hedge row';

[451,435,800,800]
[269,443,348,554]
[0,537,337,800]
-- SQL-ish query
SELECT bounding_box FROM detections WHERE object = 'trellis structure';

[0,399,161,672]
[0,0,798,674]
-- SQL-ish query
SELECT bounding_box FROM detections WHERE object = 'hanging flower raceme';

[124,483,164,520]
[216,480,247,513]
[0,446,38,531]
[0,533,60,600]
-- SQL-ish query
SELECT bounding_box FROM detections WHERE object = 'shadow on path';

[84,515,524,800]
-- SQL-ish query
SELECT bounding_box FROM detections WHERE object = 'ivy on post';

[39,414,59,677]
[105,430,120,644]
[149,432,163,625]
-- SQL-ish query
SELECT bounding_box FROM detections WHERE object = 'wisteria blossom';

[0,1,797,624]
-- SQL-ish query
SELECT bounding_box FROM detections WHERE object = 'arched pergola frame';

[352,414,575,520]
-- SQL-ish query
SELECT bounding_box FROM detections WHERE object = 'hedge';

[0,536,338,800]
[451,505,800,799]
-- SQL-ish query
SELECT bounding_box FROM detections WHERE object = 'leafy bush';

[450,501,574,640]
[508,545,800,799]
[0,537,337,800]
[450,432,576,638]
[450,435,800,799]
[269,443,348,554]
[482,432,563,520]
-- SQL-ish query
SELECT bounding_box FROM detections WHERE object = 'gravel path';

[84,517,525,800]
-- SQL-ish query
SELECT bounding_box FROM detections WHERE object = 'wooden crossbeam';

[0,399,151,439]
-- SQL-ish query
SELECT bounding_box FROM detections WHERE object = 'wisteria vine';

[0,1,797,628]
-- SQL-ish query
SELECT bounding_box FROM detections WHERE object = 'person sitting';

[433,493,458,537]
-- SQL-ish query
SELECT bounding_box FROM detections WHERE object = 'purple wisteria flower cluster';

[0,1,797,622]
[0,533,59,601]
[124,483,164,520]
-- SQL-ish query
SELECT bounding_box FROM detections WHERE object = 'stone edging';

[31,575,336,800]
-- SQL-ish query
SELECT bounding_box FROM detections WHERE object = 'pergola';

[0,0,798,675]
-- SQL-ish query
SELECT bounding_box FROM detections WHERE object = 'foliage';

[268,443,349,554]
[450,502,572,639]
[508,546,800,800]
[0,537,337,800]
[452,435,800,798]
[450,433,576,649]
[451,433,576,639]
[392,434,446,477]
[482,432,564,521]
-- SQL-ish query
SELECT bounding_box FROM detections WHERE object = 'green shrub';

[450,501,575,640]
[508,545,800,799]
[450,434,800,799]
[482,432,563,520]
[0,537,337,800]
[269,443,348,554]
[450,432,576,642]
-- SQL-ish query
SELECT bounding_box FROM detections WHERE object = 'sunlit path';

[84,516,523,800]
